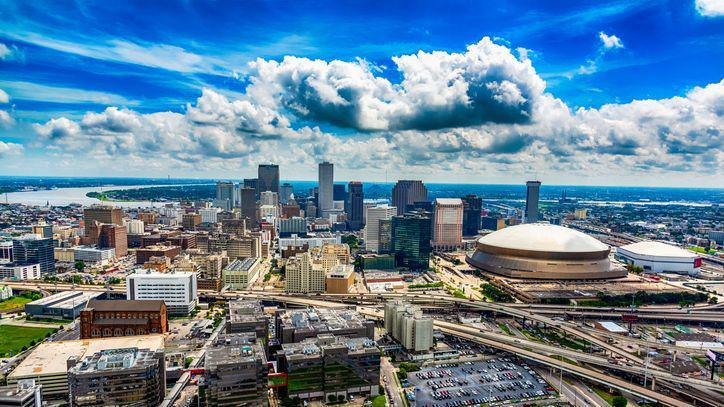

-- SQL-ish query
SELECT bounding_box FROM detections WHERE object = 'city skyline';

[0,1,722,188]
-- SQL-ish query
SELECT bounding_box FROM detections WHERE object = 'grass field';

[0,296,33,311]
[0,325,57,356]
[372,395,387,407]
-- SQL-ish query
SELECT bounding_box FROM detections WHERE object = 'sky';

[0,0,722,187]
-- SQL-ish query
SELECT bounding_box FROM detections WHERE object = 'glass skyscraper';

[391,212,432,271]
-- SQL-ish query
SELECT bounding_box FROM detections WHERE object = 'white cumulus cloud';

[599,32,624,49]
[695,0,724,17]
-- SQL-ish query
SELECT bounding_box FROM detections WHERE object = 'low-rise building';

[325,265,354,294]
[276,334,380,401]
[80,300,168,339]
[7,335,164,400]
[73,245,116,264]
[24,290,104,319]
[275,307,374,344]
[67,347,165,407]
[222,258,261,290]
[0,263,41,281]
[127,270,197,315]
[0,380,42,407]
[205,334,268,407]
[226,300,270,344]
[0,285,11,300]
[134,245,181,265]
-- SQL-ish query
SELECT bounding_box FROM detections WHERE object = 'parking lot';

[407,358,557,407]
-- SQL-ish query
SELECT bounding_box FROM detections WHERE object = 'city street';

[381,357,405,407]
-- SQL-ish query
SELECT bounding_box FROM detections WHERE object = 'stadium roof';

[477,223,608,254]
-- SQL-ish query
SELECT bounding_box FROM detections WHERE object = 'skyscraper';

[239,187,257,226]
[346,181,364,231]
[462,194,482,236]
[333,184,346,201]
[215,181,235,211]
[525,181,541,223]
[280,183,293,204]
[83,206,124,236]
[432,198,463,251]
[391,180,428,216]
[364,205,396,253]
[257,164,279,195]
[391,212,432,271]
[318,162,334,217]
[12,234,55,274]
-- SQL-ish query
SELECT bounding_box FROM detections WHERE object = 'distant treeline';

[104,185,216,201]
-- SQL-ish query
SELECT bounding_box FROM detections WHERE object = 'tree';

[74,260,85,272]
[327,394,337,403]
[612,396,628,407]
[708,296,718,304]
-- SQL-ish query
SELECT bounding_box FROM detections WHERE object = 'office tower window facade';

[280,183,293,204]
[525,181,541,223]
[462,194,482,236]
[391,212,432,271]
[333,184,346,201]
[126,271,198,315]
[364,205,396,253]
[391,180,428,216]
[99,224,128,257]
[239,187,257,227]
[12,235,55,275]
[318,162,334,217]
[346,181,364,231]
[258,164,280,195]
[432,198,464,251]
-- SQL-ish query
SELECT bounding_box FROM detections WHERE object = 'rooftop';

[69,347,160,373]
[435,198,463,205]
[206,334,266,368]
[619,241,699,259]
[86,299,165,312]
[327,264,354,278]
[225,257,259,272]
[278,307,370,333]
[9,335,164,379]
[477,223,609,253]
[279,335,378,359]
[27,290,103,309]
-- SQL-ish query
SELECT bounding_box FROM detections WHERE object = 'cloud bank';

[27,37,724,180]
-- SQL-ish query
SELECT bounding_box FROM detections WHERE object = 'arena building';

[466,223,626,280]
[615,241,701,276]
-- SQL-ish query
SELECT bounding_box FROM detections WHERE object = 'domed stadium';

[466,223,626,280]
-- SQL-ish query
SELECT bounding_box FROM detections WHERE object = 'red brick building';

[134,245,181,265]
[80,299,168,339]
[99,224,128,257]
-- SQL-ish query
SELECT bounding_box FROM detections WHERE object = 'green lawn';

[0,325,57,356]
[0,297,33,311]
[498,323,513,336]
[372,395,387,407]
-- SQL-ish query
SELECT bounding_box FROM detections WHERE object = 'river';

[2,185,177,208]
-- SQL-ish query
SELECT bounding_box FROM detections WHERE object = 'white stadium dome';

[466,223,626,280]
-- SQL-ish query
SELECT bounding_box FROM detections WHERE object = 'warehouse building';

[24,290,104,320]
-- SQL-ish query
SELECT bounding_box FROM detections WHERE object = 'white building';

[126,270,197,315]
[73,246,116,264]
[260,191,279,206]
[318,162,334,218]
[432,198,463,251]
[0,263,41,280]
[0,285,12,300]
[278,233,341,250]
[616,241,701,275]
[383,301,433,352]
[199,207,221,224]
[364,205,396,253]
[125,219,145,235]
[222,257,261,290]
[285,252,326,294]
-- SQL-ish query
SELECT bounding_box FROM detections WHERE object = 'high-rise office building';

[239,187,257,226]
[285,252,326,294]
[243,178,258,199]
[364,205,396,253]
[280,183,293,204]
[12,235,55,275]
[215,181,235,210]
[346,181,364,231]
[257,164,279,195]
[525,181,541,223]
[318,162,334,217]
[462,194,482,236]
[391,212,432,271]
[391,180,428,216]
[67,347,165,407]
[432,198,463,251]
[127,270,197,315]
[83,206,123,236]
[260,191,279,206]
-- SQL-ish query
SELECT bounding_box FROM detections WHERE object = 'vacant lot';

[0,296,33,311]
[0,325,56,356]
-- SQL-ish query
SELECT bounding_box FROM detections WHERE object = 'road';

[380,357,404,407]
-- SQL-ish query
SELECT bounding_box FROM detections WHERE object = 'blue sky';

[0,0,722,186]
